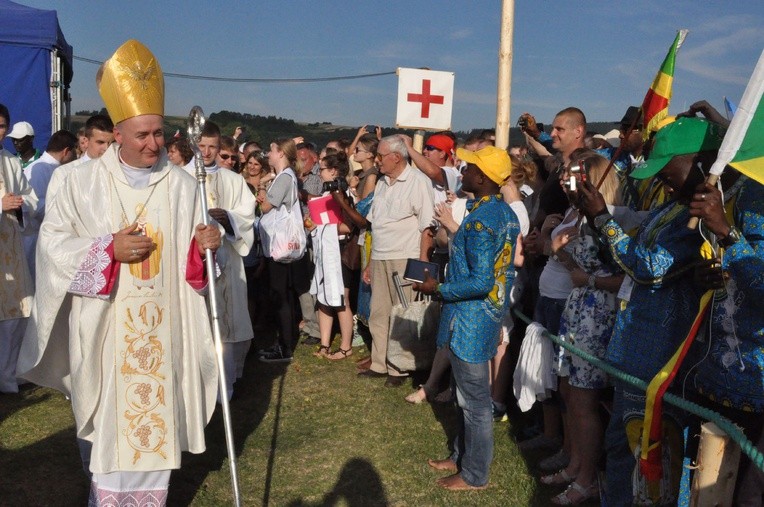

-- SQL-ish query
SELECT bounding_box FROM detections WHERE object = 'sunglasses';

[219,153,235,161]
[423,145,440,152]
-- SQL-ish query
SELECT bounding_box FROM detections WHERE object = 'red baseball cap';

[425,134,454,154]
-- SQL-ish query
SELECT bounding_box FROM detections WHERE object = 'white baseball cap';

[8,121,34,139]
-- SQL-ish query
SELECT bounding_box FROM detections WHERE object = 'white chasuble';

[203,168,255,343]
[0,150,35,321]
[111,176,176,470]
[17,145,218,475]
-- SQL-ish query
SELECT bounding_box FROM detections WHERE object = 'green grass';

[0,337,581,506]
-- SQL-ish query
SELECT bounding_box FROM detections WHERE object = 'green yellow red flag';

[641,30,688,141]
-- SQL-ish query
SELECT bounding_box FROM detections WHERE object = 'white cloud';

[680,27,762,86]
[449,28,472,40]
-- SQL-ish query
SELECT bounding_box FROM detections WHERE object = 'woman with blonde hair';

[540,150,626,504]
[256,138,305,363]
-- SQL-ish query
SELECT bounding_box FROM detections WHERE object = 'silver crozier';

[187,106,242,507]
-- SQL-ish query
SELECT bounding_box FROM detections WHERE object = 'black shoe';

[384,376,408,388]
[302,336,320,346]
[357,369,386,378]
[257,344,280,357]
[259,346,293,363]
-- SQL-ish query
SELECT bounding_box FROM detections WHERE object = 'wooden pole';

[495,0,515,150]
[413,129,425,152]
[690,422,741,507]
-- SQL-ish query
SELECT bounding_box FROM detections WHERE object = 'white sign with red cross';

[395,67,454,131]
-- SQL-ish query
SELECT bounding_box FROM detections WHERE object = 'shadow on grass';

[0,387,90,505]
[169,339,288,506]
[285,457,388,507]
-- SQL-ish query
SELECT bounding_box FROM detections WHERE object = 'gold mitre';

[97,39,164,124]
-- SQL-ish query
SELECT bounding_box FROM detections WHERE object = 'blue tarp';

[0,0,72,152]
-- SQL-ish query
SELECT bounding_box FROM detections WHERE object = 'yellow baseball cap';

[456,146,512,184]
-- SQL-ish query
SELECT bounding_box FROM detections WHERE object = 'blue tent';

[0,0,73,152]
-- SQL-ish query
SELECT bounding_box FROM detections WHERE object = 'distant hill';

[70,111,620,148]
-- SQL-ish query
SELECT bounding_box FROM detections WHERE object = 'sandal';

[327,347,353,361]
[550,481,599,505]
[540,469,575,486]
[313,345,330,358]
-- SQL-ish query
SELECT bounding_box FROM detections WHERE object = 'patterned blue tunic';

[437,195,520,363]
[688,177,764,412]
[597,201,705,380]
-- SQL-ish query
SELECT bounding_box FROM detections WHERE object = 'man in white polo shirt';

[361,134,435,387]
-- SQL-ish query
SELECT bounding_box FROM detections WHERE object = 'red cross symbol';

[407,79,444,119]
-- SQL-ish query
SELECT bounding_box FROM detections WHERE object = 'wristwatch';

[592,212,613,230]
[718,226,743,248]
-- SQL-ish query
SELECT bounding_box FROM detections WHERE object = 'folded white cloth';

[513,321,556,412]
[310,224,344,307]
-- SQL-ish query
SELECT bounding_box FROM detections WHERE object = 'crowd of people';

[0,38,762,506]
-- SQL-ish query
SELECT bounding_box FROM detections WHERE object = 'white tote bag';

[259,169,307,263]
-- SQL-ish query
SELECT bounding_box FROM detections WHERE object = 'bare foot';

[405,388,427,404]
[437,473,488,490]
[427,458,458,472]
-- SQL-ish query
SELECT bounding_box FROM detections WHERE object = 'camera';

[564,161,588,192]
[322,178,349,193]
[366,125,378,134]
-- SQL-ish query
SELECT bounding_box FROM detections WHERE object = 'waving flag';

[724,96,738,119]
[709,50,764,186]
[642,30,688,141]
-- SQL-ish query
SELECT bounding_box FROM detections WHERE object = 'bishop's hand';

[113,222,154,263]
[195,223,221,255]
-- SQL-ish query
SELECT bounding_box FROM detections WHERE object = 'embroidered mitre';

[97,39,164,124]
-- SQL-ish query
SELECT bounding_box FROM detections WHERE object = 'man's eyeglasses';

[219,153,235,161]
[423,145,440,152]
[376,151,394,160]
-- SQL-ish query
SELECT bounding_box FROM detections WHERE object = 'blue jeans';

[448,349,493,487]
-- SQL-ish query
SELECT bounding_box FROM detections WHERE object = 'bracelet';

[587,275,596,288]
[718,226,742,248]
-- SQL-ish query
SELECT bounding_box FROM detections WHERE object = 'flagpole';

[494,0,515,150]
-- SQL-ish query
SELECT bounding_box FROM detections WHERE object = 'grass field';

[0,336,587,506]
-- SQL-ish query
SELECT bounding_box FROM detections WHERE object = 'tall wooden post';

[495,0,515,150]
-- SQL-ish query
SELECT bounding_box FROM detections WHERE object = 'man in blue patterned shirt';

[416,145,520,491]
[577,117,725,505]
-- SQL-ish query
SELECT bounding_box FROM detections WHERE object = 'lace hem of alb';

[70,234,113,297]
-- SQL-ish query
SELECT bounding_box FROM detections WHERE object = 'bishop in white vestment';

[16,40,222,507]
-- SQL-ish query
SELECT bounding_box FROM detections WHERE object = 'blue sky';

[22,0,764,131]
